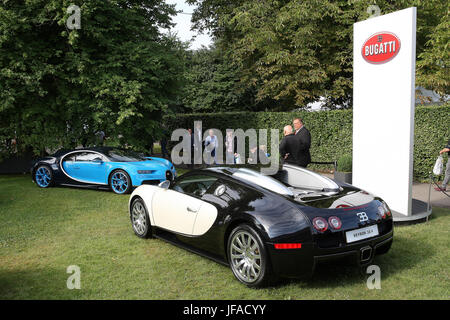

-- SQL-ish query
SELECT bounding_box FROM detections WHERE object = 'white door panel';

[152,188,203,235]
[192,202,218,236]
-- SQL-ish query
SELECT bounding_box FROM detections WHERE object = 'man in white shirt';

[193,122,203,165]
[204,129,218,165]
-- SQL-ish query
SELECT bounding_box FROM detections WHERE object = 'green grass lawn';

[0,174,449,300]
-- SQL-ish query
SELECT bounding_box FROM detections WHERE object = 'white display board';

[353,8,417,216]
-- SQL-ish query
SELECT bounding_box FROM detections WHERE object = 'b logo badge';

[357,212,369,222]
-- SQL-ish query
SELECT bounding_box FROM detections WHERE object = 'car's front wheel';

[34,165,54,188]
[109,170,132,194]
[130,197,152,238]
[227,224,273,288]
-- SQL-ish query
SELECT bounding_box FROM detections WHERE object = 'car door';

[62,152,84,182]
[62,151,107,184]
[151,174,218,236]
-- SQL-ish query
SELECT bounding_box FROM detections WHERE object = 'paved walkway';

[412,181,450,209]
[318,172,450,209]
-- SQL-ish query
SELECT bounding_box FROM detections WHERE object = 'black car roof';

[202,164,282,176]
[52,146,122,157]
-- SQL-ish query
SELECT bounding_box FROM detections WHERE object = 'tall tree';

[188,0,449,110]
[181,45,278,112]
[0,0,185,156]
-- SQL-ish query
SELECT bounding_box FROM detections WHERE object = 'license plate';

[345,225,379,243]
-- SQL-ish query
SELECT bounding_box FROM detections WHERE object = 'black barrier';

[310,160,338,171]
[0,152,34,174]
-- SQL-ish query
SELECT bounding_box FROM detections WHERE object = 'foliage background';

[187,0,449,110]
[165,104,450,181]
[0,0,185,156]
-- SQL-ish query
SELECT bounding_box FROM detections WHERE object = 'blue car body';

[31,147,176,194]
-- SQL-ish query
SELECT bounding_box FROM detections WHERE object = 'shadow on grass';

[277,235,435,289]
[0,267,87,300]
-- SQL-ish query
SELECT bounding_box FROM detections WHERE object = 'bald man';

[279,125,298,164]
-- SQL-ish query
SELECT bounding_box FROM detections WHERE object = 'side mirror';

[92,158,103,164]
[158,180,171,189]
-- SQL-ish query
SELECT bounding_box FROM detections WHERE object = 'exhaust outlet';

[360,246,373,263]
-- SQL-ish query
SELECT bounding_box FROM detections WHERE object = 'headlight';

[137,170,155,174]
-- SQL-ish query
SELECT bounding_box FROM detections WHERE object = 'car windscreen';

[105,149,147,162]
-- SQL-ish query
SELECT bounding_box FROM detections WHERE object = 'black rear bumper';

[313,232,393,266]
[267,230,393,279]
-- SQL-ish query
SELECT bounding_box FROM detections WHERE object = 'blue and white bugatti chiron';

[31,147,176,194]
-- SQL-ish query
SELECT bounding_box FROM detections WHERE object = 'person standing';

[436,139,450,191]
[204,129,218,165]
[279,125,298,165]
[186,128,194,167]
[95,130,105,146]
[160,127,169,159]
[292,117,311,167]
[225,131,237,164]
[193,122,203,164]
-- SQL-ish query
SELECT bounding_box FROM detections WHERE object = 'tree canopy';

[181,45,282,112]
[0,0,185,156]
[1,0,448,157]
[188,0,449,109]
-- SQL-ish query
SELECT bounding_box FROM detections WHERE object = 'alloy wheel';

[35,167,51,187]
[229,230,262,283]
[131,201,147,235]
[111,171,129,194]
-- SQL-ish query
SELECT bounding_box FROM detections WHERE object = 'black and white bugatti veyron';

[128,164,393,287]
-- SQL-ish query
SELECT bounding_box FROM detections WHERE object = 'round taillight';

[328,216,342,230]
[312,217,328,232]
[382,202,391,217]
[378,206,386,219]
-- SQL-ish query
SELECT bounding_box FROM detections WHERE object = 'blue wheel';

[109,170,132,194]
[35,165,53,188]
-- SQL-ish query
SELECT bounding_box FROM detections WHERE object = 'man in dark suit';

[279,125,298,165]
[188,128,195,167]
[292,117,311,167]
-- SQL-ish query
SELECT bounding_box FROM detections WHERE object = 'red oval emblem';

[361,32,401,64]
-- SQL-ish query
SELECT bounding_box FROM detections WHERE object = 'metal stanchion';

[427,172,432,222]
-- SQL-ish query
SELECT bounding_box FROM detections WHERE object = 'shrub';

[165,104,449,181]
[337,154,352,172]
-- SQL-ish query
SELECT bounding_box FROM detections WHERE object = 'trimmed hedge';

[165,104,449,181]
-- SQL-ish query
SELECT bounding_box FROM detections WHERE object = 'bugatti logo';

[357,212,369,222]
[362,32,401,64]
[214,184,226,197]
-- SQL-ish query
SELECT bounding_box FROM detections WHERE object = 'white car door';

[151,175,218,236]
[152,188,203,235]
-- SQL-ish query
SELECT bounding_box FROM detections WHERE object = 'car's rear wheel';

[109,170,132,194]
[35,165,54,188]
[227,224,273,288]
[130,197,152,238]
